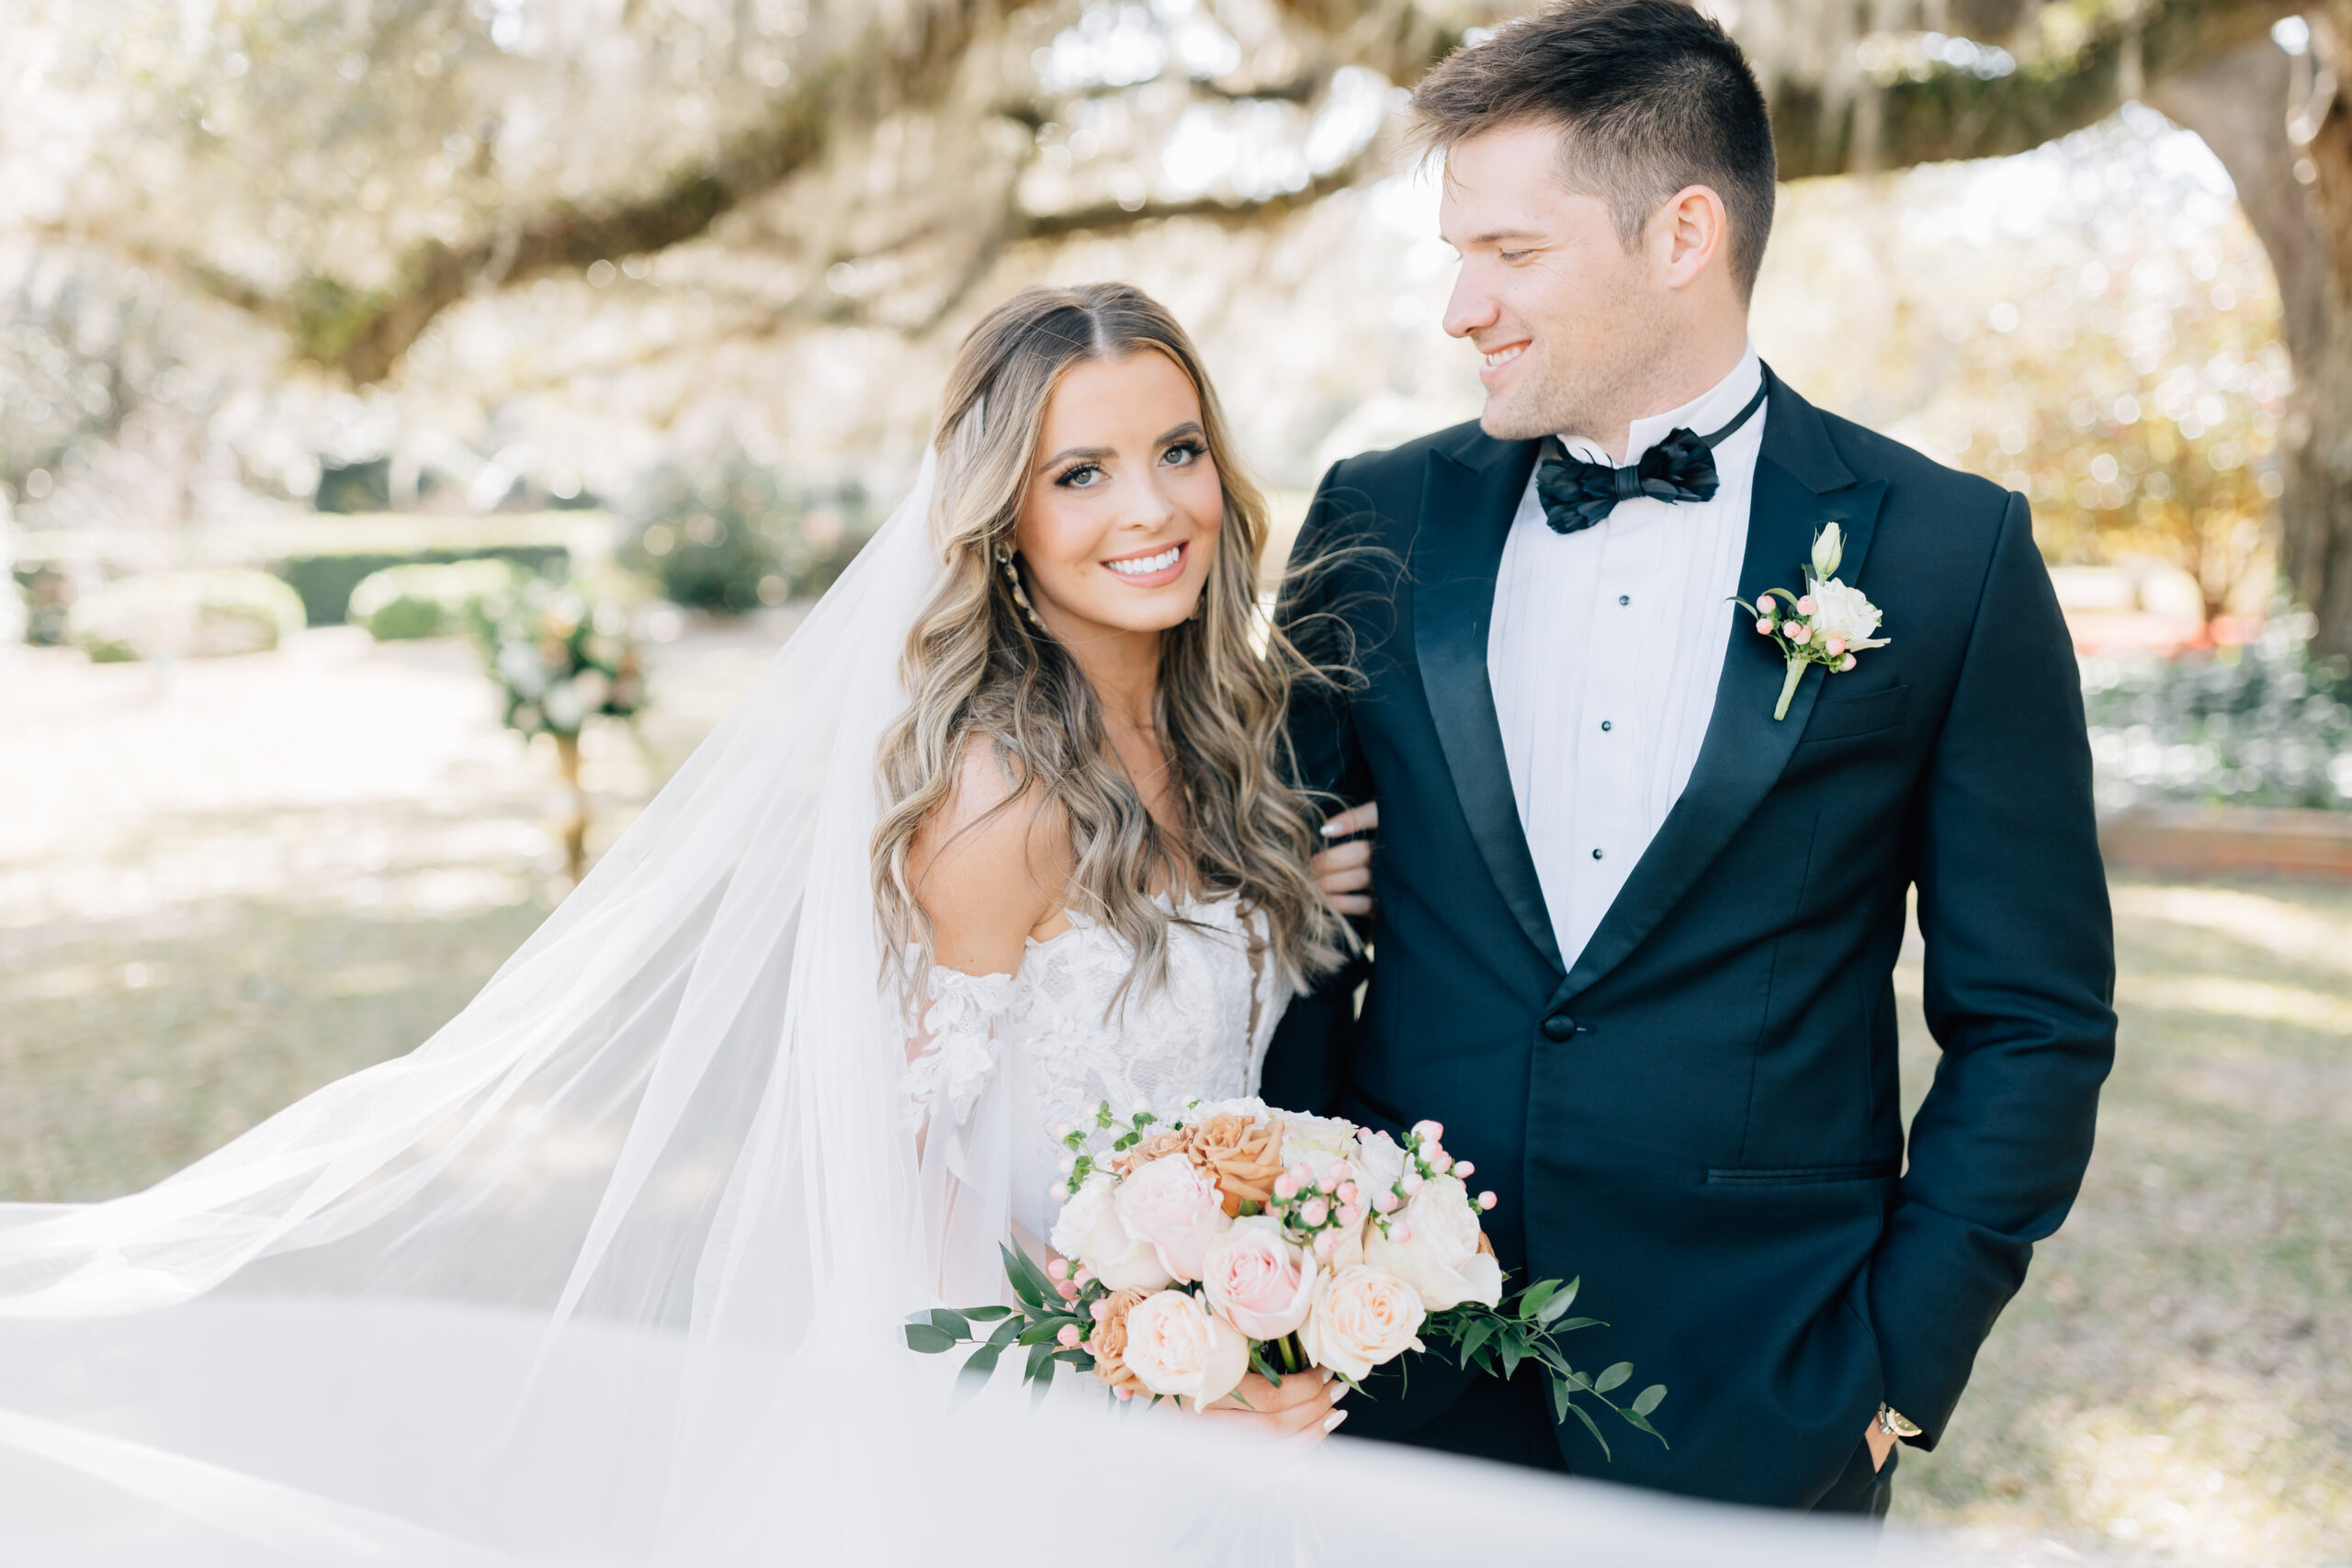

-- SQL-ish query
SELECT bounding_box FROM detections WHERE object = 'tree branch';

[1770,0,2305,177]
[1013,147,1382,240]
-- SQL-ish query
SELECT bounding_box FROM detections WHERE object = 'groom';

[1262,0,2116,1517]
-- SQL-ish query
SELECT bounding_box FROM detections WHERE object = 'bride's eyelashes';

[1052,439,1207,491]
[1053,460,1105,491]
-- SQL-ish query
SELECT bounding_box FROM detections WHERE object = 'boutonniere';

[1732,523,1889,721]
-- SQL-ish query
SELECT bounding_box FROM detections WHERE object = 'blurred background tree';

[4,0,2349,655]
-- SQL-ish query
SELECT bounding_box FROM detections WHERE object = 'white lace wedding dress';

[909,895,1283,1253]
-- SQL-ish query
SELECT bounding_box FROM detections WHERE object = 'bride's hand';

[1197,1368,1347,1440]
[1309,802,1378,917]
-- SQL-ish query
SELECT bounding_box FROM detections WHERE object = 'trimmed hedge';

[347,558,525,641]
[273,544,571,627]
[66,570,308,663]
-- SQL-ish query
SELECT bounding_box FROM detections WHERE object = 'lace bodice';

[907,896,1287,1245]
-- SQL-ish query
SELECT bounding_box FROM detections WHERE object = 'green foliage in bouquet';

[469,576,647,739]
[904,1243,1101,1397]
[1421,1277,1667,1461]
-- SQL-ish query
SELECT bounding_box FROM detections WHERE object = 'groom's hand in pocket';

[1199,1368,1347,1441]
[1310,802,1379,916]
[1864,1421,1896,1472]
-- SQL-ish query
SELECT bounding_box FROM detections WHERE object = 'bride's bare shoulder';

[909,733,1069,973]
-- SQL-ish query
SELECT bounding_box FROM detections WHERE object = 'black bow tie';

[1533,380,1769,536]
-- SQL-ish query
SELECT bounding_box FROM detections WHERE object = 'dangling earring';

[998,544,1048,634]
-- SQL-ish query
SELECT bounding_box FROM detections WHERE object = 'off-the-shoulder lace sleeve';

[904,966,1019,1134]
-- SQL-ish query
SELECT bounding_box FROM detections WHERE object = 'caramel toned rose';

[1188,1112,1286,1215]
[1089,1286,1151,1393]
[1116,1128,1195,1173]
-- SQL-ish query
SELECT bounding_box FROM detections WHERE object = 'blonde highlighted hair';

[872,283,1346,1000]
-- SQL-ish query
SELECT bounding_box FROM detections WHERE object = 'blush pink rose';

[1200,1216,1319,1339]
[1113,1155,1230,1283]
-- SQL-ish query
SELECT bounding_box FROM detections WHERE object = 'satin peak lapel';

[1411,435,1560,975]
[1556,376,1888,1004]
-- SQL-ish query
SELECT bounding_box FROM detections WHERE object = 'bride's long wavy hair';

[872,283,1347,1002]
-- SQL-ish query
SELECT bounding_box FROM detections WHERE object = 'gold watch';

[1876,1404,1923,1439]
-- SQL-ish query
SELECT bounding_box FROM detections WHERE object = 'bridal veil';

[0,457,1964,1567]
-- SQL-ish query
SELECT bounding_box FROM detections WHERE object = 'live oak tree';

[11,0,2350,655]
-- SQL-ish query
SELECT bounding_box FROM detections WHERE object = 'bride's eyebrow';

[1035,444,1113,472]
[1157,421,1204,446]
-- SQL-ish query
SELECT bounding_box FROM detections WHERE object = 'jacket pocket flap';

[1799,683,1909,744]
[1707,1160,1899,1186]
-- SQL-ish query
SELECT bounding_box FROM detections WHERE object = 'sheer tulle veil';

[0,453,1960,1567]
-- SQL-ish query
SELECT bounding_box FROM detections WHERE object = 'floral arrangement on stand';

[906,1099,1668,1458]
[471,577,647,880]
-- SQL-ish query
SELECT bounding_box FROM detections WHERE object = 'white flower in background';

[1364,1174,1503,1311]
[1182,1095,1271,1123]
[1118,1290,1250,1409]
[1050,1172,1170,1292]
[571,670,610,711]
[1807,579,1888,651]
[542,680,587,733]
[497,641,547,697]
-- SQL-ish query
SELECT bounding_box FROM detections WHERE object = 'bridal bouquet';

[905,1100,1668,1456]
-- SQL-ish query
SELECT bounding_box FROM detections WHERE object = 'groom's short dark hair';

[1411,0,1777,296]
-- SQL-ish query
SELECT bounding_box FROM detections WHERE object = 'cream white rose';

[1112,1155,1230,1283]
[1049,1172,1170,1292]
[1278,1112,1362,1175]
[1807,579,1887,650]
[1351,1130,1407,1196]
[1119,1289,1251,1410]
[1299,1264,1426,1381]
[1363,1174,1503,1311]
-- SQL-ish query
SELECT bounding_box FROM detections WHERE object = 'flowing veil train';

[0,457,1961,1566]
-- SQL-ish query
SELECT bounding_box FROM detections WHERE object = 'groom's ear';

[1653,184,1732,292]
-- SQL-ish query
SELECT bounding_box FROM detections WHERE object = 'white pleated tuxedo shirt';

[1487,346,1766,972]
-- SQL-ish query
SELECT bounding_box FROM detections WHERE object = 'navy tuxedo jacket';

[1261,369,2116,1508]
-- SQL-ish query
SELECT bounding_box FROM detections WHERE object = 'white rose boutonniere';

[1734,522,1890,720]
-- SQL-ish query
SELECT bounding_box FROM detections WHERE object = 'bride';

[876,283,1354,1439]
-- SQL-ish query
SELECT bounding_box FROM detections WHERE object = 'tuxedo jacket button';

[1541,1013,1577,1043]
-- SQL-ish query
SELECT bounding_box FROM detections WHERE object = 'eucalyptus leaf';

[960,1343,1003,1385]
[1632,1383,1667,1416]
[1622,1408,1668,1448]
[1516,1280,1557,1322]
[928,1307,972,1338]
[1594,1361,1632,1393]
[1550,1375,1572,1426]
[988,1315,1025,1348]
[903,1324,957,1354]
[1553,1317,1600,1333]
[1500,1341,1522,1382]
[1567,1399,1611,1461]
[963,1305,1014,1322]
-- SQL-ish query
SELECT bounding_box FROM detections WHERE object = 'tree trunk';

[2153,23,2352,662]
[555,733,589,885]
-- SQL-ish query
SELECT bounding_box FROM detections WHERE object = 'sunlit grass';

[1894,881,2352,1562]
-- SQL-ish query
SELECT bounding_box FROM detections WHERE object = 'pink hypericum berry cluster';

[1270,1156,1367,1259]
[1751,592,1859,672]
[1370,1122,1498,1241]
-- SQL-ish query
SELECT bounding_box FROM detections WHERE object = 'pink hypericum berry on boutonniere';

[1786,624,1811,645]
[1823,636,1846,657]
[1049,1182,1069,1201]
[1057,1324,1082,1348]
[1478,1191,1498,1211]
[1453,1160,1475,1179]
[1796,595,1818,615]
[1755,616,1777,636]
[1288,1163,1314,1187]
[1839,654,1858,671]
[1412,1121,1443,1142]
[1329,1159,1353,1184]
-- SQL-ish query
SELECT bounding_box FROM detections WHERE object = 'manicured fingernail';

[1322,1409,1349,1433]
[1329,1382,1350,1403]
[1321,819,1344,837]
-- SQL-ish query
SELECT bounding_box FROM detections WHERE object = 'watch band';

[1876,1404,1923,1439]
